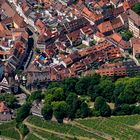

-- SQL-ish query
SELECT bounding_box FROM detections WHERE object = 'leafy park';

[0,74,140,139]
[39,75,140,122]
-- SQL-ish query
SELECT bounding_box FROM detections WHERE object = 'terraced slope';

[0,121,21,140]
[76,115,140,140]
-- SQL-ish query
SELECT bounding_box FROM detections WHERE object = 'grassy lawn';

[25,133,40,140]
[27,116,104,139]
[76,115,140,140]
[0,121,20,140]
[79,95,91,101]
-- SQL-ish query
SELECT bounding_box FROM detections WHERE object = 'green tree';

[133,79,140,102]
[41,104,53,120]
[52,101,69,123]
[100,104,111,117]
[0,94,16,109]
[92,109,100,117]
[90,74,101,84]
[16,103,31,122]
[30,90,43,102]
[94,96,106,110]
[53,88,65,101]
[118,84,136,104]
[120,30,133,41]
[66,92,78,105]
[63,77,78,93]
[87,84,101,101]
[45,87,65,101]
[48,82,62,89]
[35,48,41,54]
[132,106,140,114]
[132,3,140,15]
[99,79,115,102]
[75,109,81,118]
[87,74,101,101]
[121,104,131,115]
[67,94,81,119]
[113,79,127,105]
[79,102,89,118]
[89,39,97,46]
[94,96,111,117]
[18,124,29,137]
[75,77,91,95]
[45,94,53,104]
[113,104,132,115]
[4,94,16,108]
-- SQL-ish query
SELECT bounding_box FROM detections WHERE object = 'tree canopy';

[41,104,53,120]
[94,96,111,117]
[52,101,69,123]
[0,93,16,108]
[16,103,31,122]
[28,75,140,122]
[133,3,140,15]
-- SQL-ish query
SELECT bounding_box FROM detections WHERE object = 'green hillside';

[0,115,140,140]
[23,115,140,140]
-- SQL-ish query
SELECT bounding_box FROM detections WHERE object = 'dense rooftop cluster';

[0,1,140,135]
[0,0,140,92]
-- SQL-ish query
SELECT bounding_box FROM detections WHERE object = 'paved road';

[32,133,45,140]
[8,0,37,31]
[20,85,31,95]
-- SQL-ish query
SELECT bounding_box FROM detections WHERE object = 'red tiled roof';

[0,102,9,113]
[111,33,122,42]
[97,21,113,34]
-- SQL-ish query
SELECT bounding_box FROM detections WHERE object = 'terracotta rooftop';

[97,21,113,34]
[0,101,9,113]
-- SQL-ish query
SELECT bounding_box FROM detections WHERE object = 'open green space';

[76,115,140,140]
[109,115,140,126]
[33,129,65,140]
[0,121,20,140]
[27,116,104,140]
[1,128,20,140]
[25,133,40,140]
[0,115,140,140]
[132,2,140,15]
[0,121,16,130]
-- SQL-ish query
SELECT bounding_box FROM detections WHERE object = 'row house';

[62,51,81,67]
[130,37,140,58]
[97,60,140,76]
[96,62,127,76]
[63,17,90,33]
[1,1,26,28]
[128,9,140,37]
